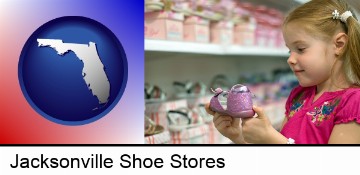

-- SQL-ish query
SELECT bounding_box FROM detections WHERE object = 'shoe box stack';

[144,0,285,49]
[145,0,184,41]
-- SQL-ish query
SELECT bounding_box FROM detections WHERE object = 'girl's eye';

[298,48,305,52]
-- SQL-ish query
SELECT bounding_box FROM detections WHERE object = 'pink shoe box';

[170,124,209,144]
[233,19,256,46]
[145,11,184,40]
[183,16,210,43]
[266,9,283,48]
[145,130,171,144]
[276,31,286,48]
[273,12,285,48]
[145,99,188,130]
[254,19,270,47]
[210,21,234,45]
[232,2,256,46]
[267,27,279,48]
[254,6,271,47]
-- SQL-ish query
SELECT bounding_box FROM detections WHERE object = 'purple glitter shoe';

[210,84,255,118]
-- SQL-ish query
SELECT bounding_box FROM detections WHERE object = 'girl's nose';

[287,52,297,65]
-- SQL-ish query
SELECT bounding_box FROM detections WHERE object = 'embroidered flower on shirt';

[306,98,340,126]
[288,92,306,118]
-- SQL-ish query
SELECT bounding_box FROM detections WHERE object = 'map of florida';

[37,39,110,106]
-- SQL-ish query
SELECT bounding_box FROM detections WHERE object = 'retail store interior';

[144,0,360,144]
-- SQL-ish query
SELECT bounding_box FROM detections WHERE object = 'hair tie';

[341,11,353,23]
[332,10,353,23]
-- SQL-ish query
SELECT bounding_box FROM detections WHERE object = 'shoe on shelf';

[173,81,207,98]
[145,83,167,103]
[145,116,164,136]
[209,74,232,93]
[167,107,203,131]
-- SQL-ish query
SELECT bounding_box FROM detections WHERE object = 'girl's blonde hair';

[283,0,360,85]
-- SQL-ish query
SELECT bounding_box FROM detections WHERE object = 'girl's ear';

[334,32,348,56]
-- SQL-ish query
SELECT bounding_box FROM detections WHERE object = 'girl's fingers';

[213,113,232,124]
[214,115,233,129]
[204,103,215,115]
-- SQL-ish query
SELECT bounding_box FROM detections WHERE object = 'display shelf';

[145,39,224,55]
[226,45,288,56]
[145,39,289,57]
[293,0,309,4]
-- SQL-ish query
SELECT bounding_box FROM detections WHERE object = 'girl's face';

[283,22,337,87]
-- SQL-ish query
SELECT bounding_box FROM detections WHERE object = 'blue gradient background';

[0,0,144,143]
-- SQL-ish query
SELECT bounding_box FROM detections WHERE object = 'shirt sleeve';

[335,89,360,124]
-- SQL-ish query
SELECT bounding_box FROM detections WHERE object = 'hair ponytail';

[343,16,360,85]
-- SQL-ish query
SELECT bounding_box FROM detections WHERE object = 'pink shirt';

[280,86,360,144]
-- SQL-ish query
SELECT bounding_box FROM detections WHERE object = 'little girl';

[206,0,360,144]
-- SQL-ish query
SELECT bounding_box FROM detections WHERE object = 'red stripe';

[177,132,181,144]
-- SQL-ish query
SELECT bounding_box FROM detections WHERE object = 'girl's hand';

[241,106,276,143]
[205,103,246,143]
